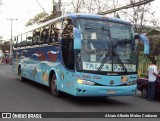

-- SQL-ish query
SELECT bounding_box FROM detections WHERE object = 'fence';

[138,55,160,77]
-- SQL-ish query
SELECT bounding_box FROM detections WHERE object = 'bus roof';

[65,13,131,25]
[15,13,132,36]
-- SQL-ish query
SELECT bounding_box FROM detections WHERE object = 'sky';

[0,0,160,40]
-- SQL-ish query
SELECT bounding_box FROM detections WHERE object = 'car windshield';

[76,19,136,73]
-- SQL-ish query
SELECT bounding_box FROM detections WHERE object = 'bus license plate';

[107,90,116,94]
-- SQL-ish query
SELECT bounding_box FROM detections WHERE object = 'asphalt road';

[0,63,160,121]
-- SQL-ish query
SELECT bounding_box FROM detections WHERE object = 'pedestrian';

[147,59,158,101]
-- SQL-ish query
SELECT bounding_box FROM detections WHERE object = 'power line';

[35,0,48,15]
[98,0,155,15]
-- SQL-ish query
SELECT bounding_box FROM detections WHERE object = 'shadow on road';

[64,96,132,107]
[17,78,134,107]
[136,90,160,102]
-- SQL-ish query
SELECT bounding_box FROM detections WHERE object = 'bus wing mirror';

[135,34,149,54]
[73,27,81,49]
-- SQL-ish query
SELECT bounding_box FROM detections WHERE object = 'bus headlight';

[77,79,95,86]
[126,80,137,85]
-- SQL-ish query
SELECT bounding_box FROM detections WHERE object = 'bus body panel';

[12,13,146,97]
[12,45,62,84]
[74,84,136,96]
[12,45,76,95]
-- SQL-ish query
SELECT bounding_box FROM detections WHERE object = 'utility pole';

[52,0,56,15]
[52,0,62,17]
[6,18,17,64]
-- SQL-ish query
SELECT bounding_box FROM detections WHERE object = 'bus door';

[61,18,75,94]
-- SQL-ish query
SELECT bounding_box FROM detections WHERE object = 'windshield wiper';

[113,39,131,47]
[98,39,131,72]
[113,50,128,72]
[112,39,133,72]
[97,50,111,71]
[101,27,109,32]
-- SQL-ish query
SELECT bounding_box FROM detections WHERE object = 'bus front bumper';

[74,84,137,97]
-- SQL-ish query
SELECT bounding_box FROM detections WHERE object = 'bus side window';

[13,37,17,48]
[40,26,49,44]
[17,35,22,48]
[48,24,54,43]
[54,21,61,43]
[26,31,33,46]
[48,21,61,44]
[62,18,74,70]
[21,34,27,48]
[33,29,40,45]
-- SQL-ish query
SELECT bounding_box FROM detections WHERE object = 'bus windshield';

[76,19,136,73]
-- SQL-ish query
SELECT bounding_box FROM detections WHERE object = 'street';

[0,63,160,121]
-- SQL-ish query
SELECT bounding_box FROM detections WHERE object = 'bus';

[12,13,149,97]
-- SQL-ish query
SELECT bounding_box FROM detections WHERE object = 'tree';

[0,41,10,55]
[26,0,159,31]
[70,0,85,13]
[25,0,115,26]
[120,0,158,34]
[26,0,62,27]
[25,12,48,26]
[69,0,112,14]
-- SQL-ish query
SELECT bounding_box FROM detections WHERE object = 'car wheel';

[51,75,62,97]
[141,87,148,98]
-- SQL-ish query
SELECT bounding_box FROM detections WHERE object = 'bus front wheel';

[51,75,62,97]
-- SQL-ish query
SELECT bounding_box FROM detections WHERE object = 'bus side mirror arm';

[73,27,81,49]
[135,34,149,55]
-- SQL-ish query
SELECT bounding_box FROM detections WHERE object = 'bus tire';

[18,66,24,82]
[51,74,62,97]
[141,87,148,99]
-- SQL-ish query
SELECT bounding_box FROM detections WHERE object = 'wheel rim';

[51,76,57,92]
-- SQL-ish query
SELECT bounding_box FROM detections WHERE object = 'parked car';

[137,77,160,98]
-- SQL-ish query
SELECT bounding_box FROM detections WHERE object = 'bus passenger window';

[21,34,27,47]
[50,32,55,43]
[48,22,61,44]
[54,22,61,43]
[40,27,49,44]
[48,24,54,43]
[26,32,33,46]
[33,29,40,45]
[13,37,17,48]
[17,35,22,48]
[54,29,60,42]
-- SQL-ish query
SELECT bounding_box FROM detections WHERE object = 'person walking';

[147,59,158,101]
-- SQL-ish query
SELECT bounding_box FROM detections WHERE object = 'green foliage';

[25,12,48,27]
[140,73,148,78]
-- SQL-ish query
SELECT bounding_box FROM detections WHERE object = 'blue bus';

[12,13,149,97]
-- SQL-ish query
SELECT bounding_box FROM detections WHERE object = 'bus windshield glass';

[76,19,136,73]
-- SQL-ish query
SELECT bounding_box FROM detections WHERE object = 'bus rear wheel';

[51,75,62,97]
[18,67,24,82]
